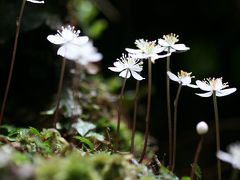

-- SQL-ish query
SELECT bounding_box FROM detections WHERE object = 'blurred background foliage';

[0,0,240,179]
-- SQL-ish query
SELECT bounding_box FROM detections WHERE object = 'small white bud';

[196,121,208,135]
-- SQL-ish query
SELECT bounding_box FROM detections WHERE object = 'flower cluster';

[4,1,240,178]
[47,25,102,65]
[167,71,237,97]
[126,39,169,63]
[109,34,189,80]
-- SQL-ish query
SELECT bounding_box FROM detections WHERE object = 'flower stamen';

[135,39,157,54]
[163,33,179,45]
[57,26,80,42]
[177,70,194,79]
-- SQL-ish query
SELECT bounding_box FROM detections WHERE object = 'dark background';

[0,0,240,179]
[101,1,240,178]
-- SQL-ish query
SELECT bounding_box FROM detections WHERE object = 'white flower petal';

[130,70,144,81]
[57,44,82,60]
[233,163,240,169]
[47,35,66,45]
[125,48,142,54]
[76,58,88,65]
[57,45,68,58]
[149,54,159,61]
[108,66,125,72]
[158,39,169,47]
[217,151,233,165]
[71,36,89,46]
[113,62,120,67]
[152,46,165,54]
[196,80,212,91]
[150,53,162,63]
[119,69,131,79]
[187,84,199,88]
[181,77,191,85]
[130,66,143,72]
[167,71,180,83]
[151,53,171,62]
[216,88,237,97]
[214,78,224,91]
[73,42,102,65]
[165,48,176,53]
[77,55,101,65]
[130,53,148,59]
[155,52,171,59]
[217,142,240,169]
[195,91,213,97]
[171,44,190,51]
[87,53,103,62]
[27,0,44,3]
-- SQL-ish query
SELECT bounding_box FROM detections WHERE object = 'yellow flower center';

[163,33,179,45]
[177,70,193,78]
[205,78,228,90]
[118,54,143,68]
[135,39,156,54]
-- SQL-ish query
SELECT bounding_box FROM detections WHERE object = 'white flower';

[158,33,190,53]
[196,121,208,135]
[108,54,144,81]
[27,0,45,3]
[217,142,240,169]
[167,70,198,88]
[47,25,89,60]
[126,39,170,63]
[74,41,102,65]
[196,78,237,97]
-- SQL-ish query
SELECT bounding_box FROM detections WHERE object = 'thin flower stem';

[172,83,182,172]
[139,58,152,163]
[166,52,172,167]
[53,58,66,128]
[131,80,140,154]
[191,136,203,180]
[116,70,129,135]
[0,0,27,125]
[115,70,129,151]
[213,91,222,180]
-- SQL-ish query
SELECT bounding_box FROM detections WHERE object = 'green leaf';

[86,132,104,141]
[106,77,122,92]
[13,152,31,165]
[195,164,202,180]
[74,0,98,24]
[29,127,41,136]
[181,176,191,180]
[0,125,16,133]
[191,164,202,180]
[40,108,55,115]
[0,125,20,141]
[74,136,94,151]
[88,19,108,39]
[72,119,96,136]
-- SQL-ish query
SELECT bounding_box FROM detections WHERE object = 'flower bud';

[196,121,208,135]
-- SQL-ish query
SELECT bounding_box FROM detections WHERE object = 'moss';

[35,153,101,180]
